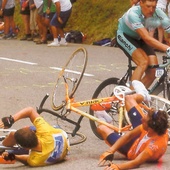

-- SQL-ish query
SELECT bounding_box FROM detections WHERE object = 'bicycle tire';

[89,77,125,140]
[165,66,170,100]
[52,47,88,111]
[163,82,170,100]
[66,131,87,146]
[148,95,170,145]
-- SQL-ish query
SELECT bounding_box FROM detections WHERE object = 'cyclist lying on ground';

[96,80,169,170]
[116,0,170,88]
[0,107,70,166]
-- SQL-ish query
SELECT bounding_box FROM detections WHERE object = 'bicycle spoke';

[89,78,128,139]
[52,47,87,111]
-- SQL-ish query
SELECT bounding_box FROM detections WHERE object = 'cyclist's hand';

[2,152,15,161]
[1,115,14,128]
[104,163,120,170]
[98,151,114,166]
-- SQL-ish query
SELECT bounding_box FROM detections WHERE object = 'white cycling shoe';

[132,80,151,102]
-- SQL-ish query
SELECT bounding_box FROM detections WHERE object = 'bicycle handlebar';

[158,55,170,68]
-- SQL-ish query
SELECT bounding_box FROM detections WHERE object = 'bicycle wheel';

[163,81,170,100]
[148,95,170,144]
[165,66,170,100]
[66,131,87,146]
[89,77,127,139]
[151,68,170,100]
[52,47,88,111]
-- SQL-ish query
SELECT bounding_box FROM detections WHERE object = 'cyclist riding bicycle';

[97,80,169,170]
[116,0,170,88]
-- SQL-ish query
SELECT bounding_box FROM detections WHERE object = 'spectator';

[20,0,31,40]
[47,0,72,47]
[32,0,43,42]
[130,0,140,6]
[149,0,170,47]
[36,0,56,44]
[27,0,39,41]
[0,0,17,39]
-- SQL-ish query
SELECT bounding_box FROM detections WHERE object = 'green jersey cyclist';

[116,0,170,88]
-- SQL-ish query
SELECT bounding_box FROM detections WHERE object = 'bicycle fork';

[118,105,125,135]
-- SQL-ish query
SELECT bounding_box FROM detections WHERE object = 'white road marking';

[50,67,94,77]
[0,57,94,77]
[0,57,38,65]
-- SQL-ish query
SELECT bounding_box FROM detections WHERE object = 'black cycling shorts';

[116,32,155,59]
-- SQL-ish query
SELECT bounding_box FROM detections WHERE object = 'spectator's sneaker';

[60,40,67,46]
[36,40,47,44]
[0,34,11,40]
[132,80,151,102]
[47,41,60,47]
[94,110,113,123]
[27,37,33,41]
[20,34,31,41]
[20,35,27,40]
[11,33,17,39]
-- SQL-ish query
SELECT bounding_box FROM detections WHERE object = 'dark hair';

[14,128,38,148]
[147,109,169,135]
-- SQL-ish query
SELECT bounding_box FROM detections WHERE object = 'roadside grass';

[14,0,130,44]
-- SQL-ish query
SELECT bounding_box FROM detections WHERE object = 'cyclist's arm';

[15,155,29,165]
[12,107,40,124]
[136,27,169,52]
[113,150,151,170]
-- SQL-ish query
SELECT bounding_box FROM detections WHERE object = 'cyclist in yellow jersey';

[97,80,169,170]
[0,107,70,166]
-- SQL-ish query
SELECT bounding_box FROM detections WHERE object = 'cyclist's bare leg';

[97,124,114,145]
[131,49,158,88]
[131,48,149,84]
[141,55,158,88]
[125,94,143,112]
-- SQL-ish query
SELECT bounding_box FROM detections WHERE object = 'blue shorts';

[50,8,72,28]
[106,106,143,156]
[43,12,55,20]
[116,32,155,59]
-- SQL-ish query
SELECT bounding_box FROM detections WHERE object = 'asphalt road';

[0,40,169,170]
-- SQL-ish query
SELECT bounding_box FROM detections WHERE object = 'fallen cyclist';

[0,107,70,166]
[96,80,169,170]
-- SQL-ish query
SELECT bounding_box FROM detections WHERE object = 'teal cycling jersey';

[117,5,170,40]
